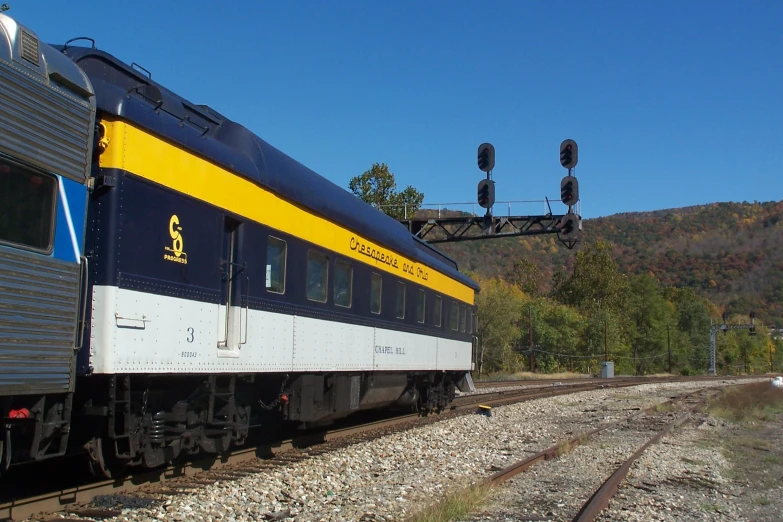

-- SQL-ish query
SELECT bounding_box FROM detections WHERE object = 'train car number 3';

[180,328,197,357]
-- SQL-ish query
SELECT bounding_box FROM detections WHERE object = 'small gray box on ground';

[601,361,614,379]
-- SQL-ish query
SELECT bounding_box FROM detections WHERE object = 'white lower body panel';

[89,286,472,374]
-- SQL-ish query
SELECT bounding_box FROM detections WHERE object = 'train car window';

[449,301,459,331]
[265,236,287,294]
[416,289,426,324]
[396,282,406,319]
[370,273,382,314]
[334,259,353,308]
[468,309,474,334]
[0,161,56,253]
[434,296,442,327]
[460,305,466,333]
[306,250,328,302]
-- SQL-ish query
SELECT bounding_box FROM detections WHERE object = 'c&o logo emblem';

[163,214,188,264]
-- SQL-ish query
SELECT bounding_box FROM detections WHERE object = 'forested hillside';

[434,201,783,327]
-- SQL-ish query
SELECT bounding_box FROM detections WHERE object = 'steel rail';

[472,374,756,389]
[570,402,703,521]
[482,389,699,486]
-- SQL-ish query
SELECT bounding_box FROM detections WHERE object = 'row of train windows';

[266,236,473,334]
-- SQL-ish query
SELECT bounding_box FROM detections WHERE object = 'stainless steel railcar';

[0,13,95,473]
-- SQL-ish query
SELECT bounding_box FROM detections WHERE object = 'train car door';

[217,217,246,357]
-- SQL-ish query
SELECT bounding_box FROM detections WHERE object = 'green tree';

[667,287,715,373]
[348,163,424,221]
[472,276,526,376]
[504,258,543,296]
[772,336,783,373]
[585,308,633,374]
[551,240,629,314]
[528,298,586,372]
[626,275,674,374]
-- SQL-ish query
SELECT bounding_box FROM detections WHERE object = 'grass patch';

[654,402,675,413]
[762,454,783,465]
[707,381,783,423]
[553,433,589,457]
[407,483,493,522]
[732,436,773,451]
[555,438,575,457]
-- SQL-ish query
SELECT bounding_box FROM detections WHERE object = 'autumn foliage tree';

[504,258,543,296]
[470,274,527,376]
[470,238,780,378]
[552,241,629,313]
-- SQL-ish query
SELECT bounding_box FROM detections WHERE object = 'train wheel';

[85,438,128,479]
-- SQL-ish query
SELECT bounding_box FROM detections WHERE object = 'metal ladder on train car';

[109,375,134,460]
[206,375,237,428]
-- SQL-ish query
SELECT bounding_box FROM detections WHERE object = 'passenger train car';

[0,13,95,473]
[0,13,479,478]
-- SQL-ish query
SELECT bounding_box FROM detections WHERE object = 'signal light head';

[478,186,488,205]
[559,139,578,169]
[477,179,495,209]
[477,143,496,173]
[560,176,579,206]
[478,150,489,171]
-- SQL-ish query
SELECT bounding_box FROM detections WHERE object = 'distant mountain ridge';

[433,200,783,327]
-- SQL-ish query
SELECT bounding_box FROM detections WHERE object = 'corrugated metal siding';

[0,247,79,394]
[0,60,92,182]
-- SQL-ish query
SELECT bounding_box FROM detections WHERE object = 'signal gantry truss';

[397,138,584,249]
[399,212,578,248]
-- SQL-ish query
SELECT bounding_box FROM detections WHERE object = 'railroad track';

[470,374,749,390]
[0,376,754,521]
[405,383,728,522]
[570,411,697,522]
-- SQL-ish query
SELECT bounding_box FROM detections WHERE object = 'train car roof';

[56,44,479,292]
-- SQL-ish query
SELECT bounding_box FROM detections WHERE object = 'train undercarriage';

[0,394,73,478]
[0,371,467,479]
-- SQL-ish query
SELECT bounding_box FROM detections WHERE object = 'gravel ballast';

[46,380,757,522]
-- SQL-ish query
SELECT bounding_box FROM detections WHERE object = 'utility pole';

[604,320,608,361]
[770,340,773,373]
[528,304,534,372]
[667,325,672,373]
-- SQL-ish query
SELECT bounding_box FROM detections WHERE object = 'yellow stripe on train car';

[98,119,476,304]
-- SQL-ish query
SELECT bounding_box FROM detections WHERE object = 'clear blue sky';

[10,1,783,219]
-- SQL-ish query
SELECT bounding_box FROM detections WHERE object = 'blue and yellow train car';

[56,42,479,474]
